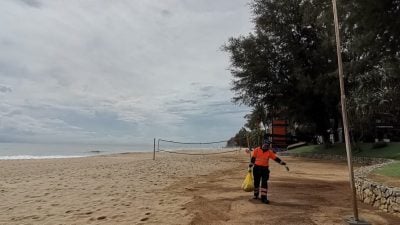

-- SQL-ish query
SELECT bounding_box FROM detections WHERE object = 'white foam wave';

[0,155,88,160]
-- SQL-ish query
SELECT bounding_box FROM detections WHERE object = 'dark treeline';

[224,0,400,145]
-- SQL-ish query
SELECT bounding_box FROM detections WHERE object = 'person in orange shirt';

[248,141,287,204]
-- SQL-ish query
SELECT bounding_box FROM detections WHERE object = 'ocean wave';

[0,155,89,160]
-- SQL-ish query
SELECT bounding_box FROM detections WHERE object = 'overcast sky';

[0,0,252,145]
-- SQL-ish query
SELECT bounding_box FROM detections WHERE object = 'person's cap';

[262,143,269,150]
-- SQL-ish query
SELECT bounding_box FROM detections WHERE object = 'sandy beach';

[0,150,399,225]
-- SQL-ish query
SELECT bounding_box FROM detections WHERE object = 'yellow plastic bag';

[241,169,254,192]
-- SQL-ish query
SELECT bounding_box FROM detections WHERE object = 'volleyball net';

[156,138,239,156]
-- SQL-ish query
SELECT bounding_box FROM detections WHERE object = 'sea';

[0,141,228,160]
[0,142,154,160]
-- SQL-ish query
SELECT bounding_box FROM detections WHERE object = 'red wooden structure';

[271,120,289,148]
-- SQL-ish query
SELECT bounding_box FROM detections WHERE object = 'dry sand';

[0,150,399,225]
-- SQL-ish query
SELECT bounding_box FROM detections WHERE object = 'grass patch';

[290,142,400,160]
[373,162,400,178]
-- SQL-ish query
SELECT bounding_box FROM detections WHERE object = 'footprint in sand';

[111,214,125,219]
[97,216,107,220]
[140,217,149,221]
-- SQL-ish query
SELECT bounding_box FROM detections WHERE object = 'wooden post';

[246,133,251,161]
[153,138,156,160]
[332,1,363,223]
[238,138,241,151]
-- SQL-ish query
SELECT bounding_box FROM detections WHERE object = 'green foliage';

[225,0,400,142]
[229,127,248,147]
[244,104,268,130]
[230,104,269,148]
[342,0,400,140]
[231,127,265,149]
[248,129,265,148]
[223,0,340,137]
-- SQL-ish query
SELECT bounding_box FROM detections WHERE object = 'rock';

[373,188,381,196]
[385,188,393,197]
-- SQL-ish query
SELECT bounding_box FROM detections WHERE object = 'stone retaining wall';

[283,152,400,215]
[355,161,400,214]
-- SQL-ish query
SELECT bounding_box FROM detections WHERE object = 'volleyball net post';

[153,138,156,160]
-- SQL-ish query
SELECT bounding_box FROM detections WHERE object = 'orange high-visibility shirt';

[252,147,277,167]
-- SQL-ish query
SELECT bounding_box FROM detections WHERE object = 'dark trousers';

[253,165,269,199]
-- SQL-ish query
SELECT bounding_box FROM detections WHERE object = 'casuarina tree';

[224,0,340,141]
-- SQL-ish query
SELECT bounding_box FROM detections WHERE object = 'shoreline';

[0,147,237,160]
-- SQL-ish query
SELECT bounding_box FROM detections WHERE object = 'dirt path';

[172,156,400,225]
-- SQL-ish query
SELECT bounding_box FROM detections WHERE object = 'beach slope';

[0,151,398,224]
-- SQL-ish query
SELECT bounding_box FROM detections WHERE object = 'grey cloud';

[181,0,248,13]
[166,99,198,105]
[4,109,22,117]
[201,93,213,98]
[0,85,12,93]
[0,61,28,78]
[200,86,214,92]
[18,0,42,8]
[0,0,252,144]
[1,38,14,46]
[199,85,217,98]
[161,9,172,17]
